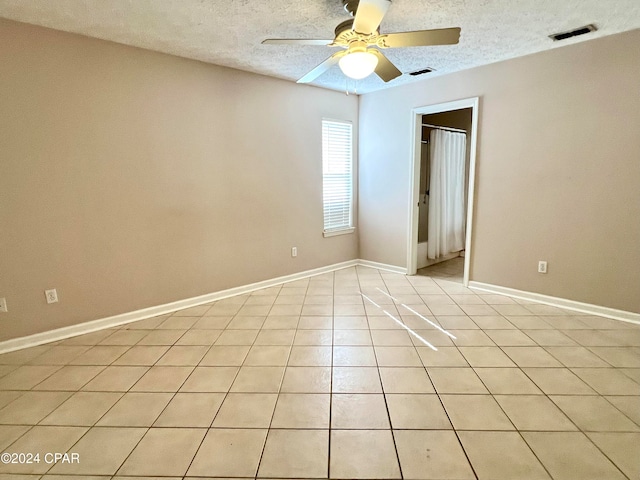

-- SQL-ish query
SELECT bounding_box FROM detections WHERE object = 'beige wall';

[359,29,640,313]
[0,19,358,341]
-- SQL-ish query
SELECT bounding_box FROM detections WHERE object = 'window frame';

[321,118,355,237]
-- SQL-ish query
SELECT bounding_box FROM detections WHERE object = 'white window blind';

[322,120,353,234]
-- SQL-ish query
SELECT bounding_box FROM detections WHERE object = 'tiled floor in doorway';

[0,265,638,479]
[418,256,464,283]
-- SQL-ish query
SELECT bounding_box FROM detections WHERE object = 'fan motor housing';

[334,18,378,46]
[335,19,354,37]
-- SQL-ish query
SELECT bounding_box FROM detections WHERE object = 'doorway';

[407,98,479,286]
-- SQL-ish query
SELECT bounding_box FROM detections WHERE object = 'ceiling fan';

[262,0,461,83]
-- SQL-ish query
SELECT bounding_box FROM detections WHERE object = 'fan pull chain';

[345,78,358,96]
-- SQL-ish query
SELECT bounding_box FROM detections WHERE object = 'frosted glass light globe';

[339,51,378,80]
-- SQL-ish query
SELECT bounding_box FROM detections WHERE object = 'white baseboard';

[469,281,640,325]
[357,259,408,274]
[12,262,635,355]
[0,260,359,354]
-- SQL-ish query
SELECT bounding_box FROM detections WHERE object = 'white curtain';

[427,129,467,259]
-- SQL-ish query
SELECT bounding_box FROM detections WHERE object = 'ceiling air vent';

[409,68,434,76]
[549,24,597,41]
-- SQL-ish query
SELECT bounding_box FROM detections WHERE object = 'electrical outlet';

[45,289,58,304]
[538,261,548,274]
[0,298,7,313]
[291,247,298,257]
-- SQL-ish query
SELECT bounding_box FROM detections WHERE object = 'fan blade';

[297,51,347,84]
[353,0,391,35]
[380,28,461,48]
[262,39,333,46]
[371,50,402,82]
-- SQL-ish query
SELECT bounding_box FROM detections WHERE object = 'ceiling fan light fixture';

[338,51,378,80]
[265,0,460,84]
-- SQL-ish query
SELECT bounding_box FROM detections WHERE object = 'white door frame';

[406,97,480,286]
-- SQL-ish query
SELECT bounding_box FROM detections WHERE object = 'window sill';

[323,227,355,238]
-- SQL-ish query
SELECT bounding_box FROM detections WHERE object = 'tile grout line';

[173,294,256,478]
[377,271,407,480]
[88,305,224,477]
[440,281,638,480]
[252,280,298,479]
[436,286,579,480]
[69,296,240,476]
[116,293,256,477]
[0,265,639,478]
[514,359,637,480]
[327,270,335,480]
[407,273,480,480]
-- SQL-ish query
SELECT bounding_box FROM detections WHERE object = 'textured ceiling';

[0,0,639,94]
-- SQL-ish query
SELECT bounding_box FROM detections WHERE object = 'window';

[322,119,354,236]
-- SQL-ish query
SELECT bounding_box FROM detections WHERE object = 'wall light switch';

[45,289,59,304]
[291,247,298,257]
[0,298,7,313]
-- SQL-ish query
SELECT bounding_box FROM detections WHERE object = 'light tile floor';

[417,256,464,283]
[0,266,639,479]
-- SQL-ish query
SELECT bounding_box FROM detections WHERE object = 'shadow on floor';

[417,256,464,283]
